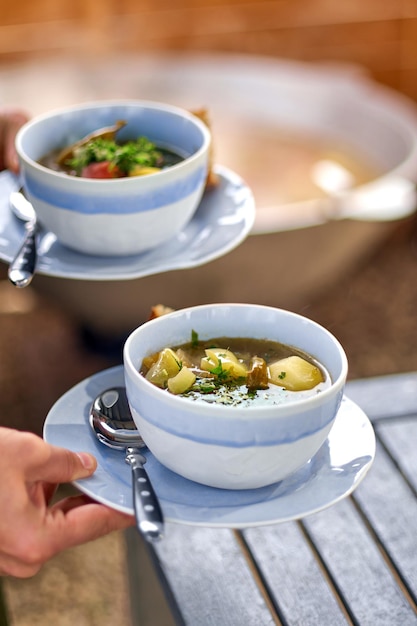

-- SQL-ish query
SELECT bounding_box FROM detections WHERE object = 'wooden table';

[125,372,417,625]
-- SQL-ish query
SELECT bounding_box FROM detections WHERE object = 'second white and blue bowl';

[15,100,211,256]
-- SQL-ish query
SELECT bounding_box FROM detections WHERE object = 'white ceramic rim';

[15,98,212,184]
[123,303,349,419]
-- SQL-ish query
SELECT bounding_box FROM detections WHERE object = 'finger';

[29,444,97,484]
[5,430,97,484]
[58,497,135,531]
[42,482,59,505]
[4,110,29,172]
[46,500,135,553]
[0,498,134,577]
[27,481,58,508]
[50,493,100,514]
[7,429,97,484]
[0,553,42,579]
[0,498,133,577]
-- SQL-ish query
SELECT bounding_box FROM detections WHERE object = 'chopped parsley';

[184,376,258,406]
[191,329,199,347]
[66,136,163,176]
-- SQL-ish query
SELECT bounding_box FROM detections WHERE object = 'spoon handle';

[8,221,37,288]
[126,447,164,542]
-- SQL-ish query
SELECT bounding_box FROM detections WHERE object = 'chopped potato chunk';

[141,353,159,371]
[269,355,324,391]
[145,348,181,388]
[167,367,196,394]
[129,165,161,177]
[201,348,247,379]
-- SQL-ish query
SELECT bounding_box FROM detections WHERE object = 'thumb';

[30,444,97,484]
[4,110,29,173]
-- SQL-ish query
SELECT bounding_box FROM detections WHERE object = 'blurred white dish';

[5,54,417,228]
[0,165,254,280]
[43,365,375,527]
[67,53,417,229]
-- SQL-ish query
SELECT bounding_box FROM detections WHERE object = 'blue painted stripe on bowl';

[137,410,337,448]
[25,166,206,215]
[129,387,344,447]
[144,422,331,448]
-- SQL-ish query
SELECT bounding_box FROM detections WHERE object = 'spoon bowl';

[90,387,145,449]
[90,386,164,542]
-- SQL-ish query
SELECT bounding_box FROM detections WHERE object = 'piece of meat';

[148,304,175,320]
[246,357,269,391]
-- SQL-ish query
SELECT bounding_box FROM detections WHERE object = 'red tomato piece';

[81,161,123,179]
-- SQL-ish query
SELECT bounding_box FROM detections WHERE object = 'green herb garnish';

[66,136,163,176]
[208,361,229,382]
[191,329,199,347]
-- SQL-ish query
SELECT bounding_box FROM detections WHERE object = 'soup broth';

[140,335,331,407]
[39,144,183,176]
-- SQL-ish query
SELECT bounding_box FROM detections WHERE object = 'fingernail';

[77,452,96,471]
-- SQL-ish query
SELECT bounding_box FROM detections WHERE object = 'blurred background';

[2,2,417,625]
[0,0,415,97]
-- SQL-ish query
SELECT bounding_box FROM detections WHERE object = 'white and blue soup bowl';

[124,303,348,490]
[15,100,211,256]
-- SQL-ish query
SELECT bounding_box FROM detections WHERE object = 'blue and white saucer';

[43,366,375,528]
[0,164,254,281]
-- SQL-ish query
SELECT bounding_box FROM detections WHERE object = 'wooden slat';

[353,429,417,601]
[242,522,349,625]
[376,417,417,491]
[153,525,275,626]
[346,373,417,420]
[302,497,417,625]
[124,527,176,626]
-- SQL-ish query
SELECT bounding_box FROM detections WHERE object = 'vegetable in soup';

[140,333,331,407]
[38,120,183,179]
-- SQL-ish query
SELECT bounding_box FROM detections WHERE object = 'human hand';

[0,427,134,578]
[0,108,30,173]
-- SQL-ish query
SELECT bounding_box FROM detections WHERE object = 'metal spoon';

[56,120,126,165]
[8,190,38,288]
[89,386,164,542]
